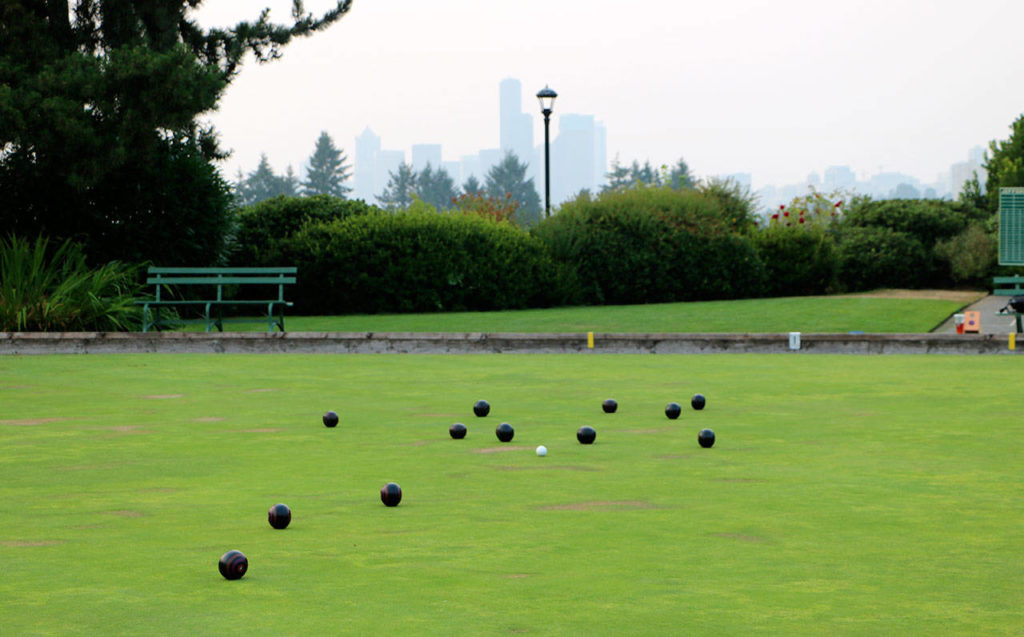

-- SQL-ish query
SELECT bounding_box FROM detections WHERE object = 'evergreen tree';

[302,131,351,197]
[235,154,294,206]
[629,160,662,187]
[666,158,695,190]
[485,152,542,226]
[0,0,352,265]
[378,164,417,210]
[416,164,457,210]
[462,175,484,196]
[604,156,633,191]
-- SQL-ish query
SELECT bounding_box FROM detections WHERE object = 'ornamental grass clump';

[0,235,144,331]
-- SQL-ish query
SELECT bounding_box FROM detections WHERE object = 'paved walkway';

[933,294,1019,334]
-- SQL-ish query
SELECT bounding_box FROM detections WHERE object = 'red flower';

[771,213,779,219]
[780,205,785,209]
[783,211,789,217]
[799,217,805,223]
[835,201,842,207]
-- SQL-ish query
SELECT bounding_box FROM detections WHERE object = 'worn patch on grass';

[713,532,767,543]
[540,500,654,511]
[495,464,602,472]
[231,428,283,433]
[625,428,668,434]
[1,540,65,547]
[244,388,276,394]
[413,413,463,418]
[656,454,693,460]
[716,477,767,483]
[104,510,143,518]
[137,488,178,493]
[473,446,531,454]
[504,574,531,579]
[0,417,66,426]
[106,425,151,436]
[193,417,225,423]
[844,289,984,302]
[144,394,182,400]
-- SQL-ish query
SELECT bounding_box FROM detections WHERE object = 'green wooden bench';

[993,275,1024,332]
[139,267,297,333]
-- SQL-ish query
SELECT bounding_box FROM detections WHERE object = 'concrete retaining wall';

[1,331,1021,355]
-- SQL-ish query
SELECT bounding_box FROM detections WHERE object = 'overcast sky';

[196,0,1024,188]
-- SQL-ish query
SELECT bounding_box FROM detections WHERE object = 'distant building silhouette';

[551,114,606,203]
[353,126,381,201]
[412,144,442,172]
[500,78,534,169]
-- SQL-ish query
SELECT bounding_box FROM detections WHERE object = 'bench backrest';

[147,267,297,302]
[993,274,1024,296]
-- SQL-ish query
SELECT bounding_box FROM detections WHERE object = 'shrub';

[754,225,838,296]
[231,195,380,266]
[0,235,144,331]
[835,227,928,291]
[279,211,561,314]
[532,186,765,304]
[841,198,989,285]
[934,223,998,285]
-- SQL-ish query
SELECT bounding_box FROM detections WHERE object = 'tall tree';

[416,164,457,211]
[462,175,484,196]
[235,154,296,206]
[985,114,1024,212]
[378,163,417,210]
[485,152,542,226]
[302,131,351,198]
[666,158,695,190]
[604,156,633,191]
[0,0,352,265]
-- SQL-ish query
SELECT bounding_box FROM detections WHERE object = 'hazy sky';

[196,0,1024,188]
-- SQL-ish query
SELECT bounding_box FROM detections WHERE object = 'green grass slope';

[182,294,974,333]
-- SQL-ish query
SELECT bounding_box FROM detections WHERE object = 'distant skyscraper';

[499,78,533,167]
[411,144,442,172]
[824,165,856,190]
[374,150,405,203]
[353,126,381,202]
[553,114,602,203]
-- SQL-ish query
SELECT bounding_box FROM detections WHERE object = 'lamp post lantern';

[536,85,557,218]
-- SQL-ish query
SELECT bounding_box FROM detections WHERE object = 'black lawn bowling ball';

[665,402,682,420]
[267,503,291,530]
[698,428,716,448]
[691,394,706,410]
[322,411,339,428]
[577,425,597,444]
[495,422,515,442]
[218,550,248,580]
[380,482,402,507]
[473,400,491,417]
[602,399,618,414]
[449,423,467,439]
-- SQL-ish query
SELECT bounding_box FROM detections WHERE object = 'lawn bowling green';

[1,354,1021,634]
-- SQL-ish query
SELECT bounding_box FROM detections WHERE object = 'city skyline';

[195,0,1024,193]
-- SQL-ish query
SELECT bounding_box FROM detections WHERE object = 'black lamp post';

[536,85,557,218]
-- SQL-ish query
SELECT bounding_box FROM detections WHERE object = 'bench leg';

[268,303,285,333]
[1017,313,1022,334]
[142,304,151,333]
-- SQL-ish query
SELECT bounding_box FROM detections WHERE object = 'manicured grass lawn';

[2,354,1021,635]
[179,294,974,334]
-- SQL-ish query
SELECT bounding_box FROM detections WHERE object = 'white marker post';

[788,332,801,351]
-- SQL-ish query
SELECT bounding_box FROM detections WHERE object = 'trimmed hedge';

[532,186,766,304]
[231,195,380,266]
[279,210,561,314]
[753,226,838,296]
[835,226,928,291]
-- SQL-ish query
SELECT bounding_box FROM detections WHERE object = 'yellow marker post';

[1010,333,1016,351]
[587,332,594,349]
